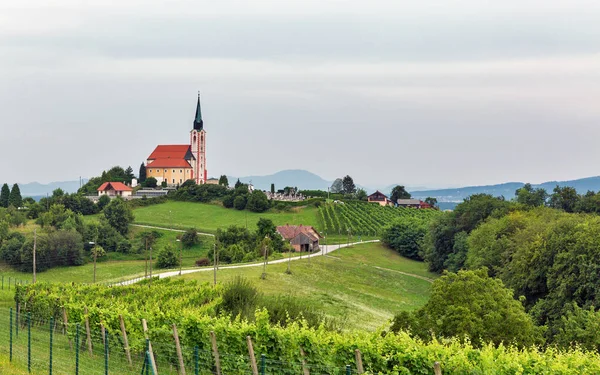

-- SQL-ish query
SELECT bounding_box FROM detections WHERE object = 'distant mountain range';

[16,171,600,207]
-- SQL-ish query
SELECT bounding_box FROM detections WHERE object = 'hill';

[410,176,600,203]
[229,169,333,191]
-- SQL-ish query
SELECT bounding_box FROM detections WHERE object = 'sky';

[1,0,599,188]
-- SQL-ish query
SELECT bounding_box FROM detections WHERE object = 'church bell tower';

[190,93,207,184]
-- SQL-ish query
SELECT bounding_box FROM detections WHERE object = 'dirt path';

[372,266,434,283]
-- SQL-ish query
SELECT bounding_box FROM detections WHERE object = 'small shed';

[276,224,322,252]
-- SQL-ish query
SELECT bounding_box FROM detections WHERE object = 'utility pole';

[32,229,37,284]
[149,246,153,287]
[177,238,182,276]
[213,243,217,286]
[261,236,268,280]
[144,238,148,278]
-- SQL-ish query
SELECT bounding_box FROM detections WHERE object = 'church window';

[180,170,182,173]
[193,135,196,143]
[164,169,167,173]
[173,179,175,184]
[172,169,175,173]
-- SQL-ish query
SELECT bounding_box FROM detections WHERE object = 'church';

[145,94,208,186]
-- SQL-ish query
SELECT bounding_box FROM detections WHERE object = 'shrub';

[233,196,247,210]
[218,276,259,319]
[156,243,180,268]
[181,228,199,247]
[145,177,158,188]
[195,257,210,267]
[246,190,270,213]
[222,194,234,208]
[381,217,428,260]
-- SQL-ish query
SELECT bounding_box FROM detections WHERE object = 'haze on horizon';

[1,0,599,188]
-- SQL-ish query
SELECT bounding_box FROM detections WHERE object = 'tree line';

[381,185,600,351]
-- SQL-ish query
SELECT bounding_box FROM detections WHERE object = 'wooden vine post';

[84,307,93,355]
[172,324,186,375]
[62,307,73,350]
[210,331,222,375]
[434,361,442,375]
[119,315,132,366]
[246,336,258,375]
[142,319,159,375]
[355,349,364,374]
[299,347,310,375]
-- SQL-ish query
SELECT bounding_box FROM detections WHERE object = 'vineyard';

[318,203,441,236]
[7,280,600,374]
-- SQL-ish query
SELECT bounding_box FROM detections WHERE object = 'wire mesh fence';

[0,308,360,375]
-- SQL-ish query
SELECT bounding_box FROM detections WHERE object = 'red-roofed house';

[97,182,133,198]
[144,94,208,186]
[367,190,394,206]
[276,224,322,252]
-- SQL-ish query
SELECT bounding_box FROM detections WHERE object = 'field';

[133,201,319,233]
[181,242,436,331]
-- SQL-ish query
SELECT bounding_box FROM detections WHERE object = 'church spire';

[193,92,204,130]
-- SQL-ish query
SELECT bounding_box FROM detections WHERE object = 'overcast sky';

[1,0,599,188]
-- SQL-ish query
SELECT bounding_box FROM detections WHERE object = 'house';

[97,182,133,198]
[144,94,209,186]
[276,224,322,252]
[367,190,394,206]
[397,199,432,209]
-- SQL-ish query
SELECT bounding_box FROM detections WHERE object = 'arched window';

[193,135,196,143]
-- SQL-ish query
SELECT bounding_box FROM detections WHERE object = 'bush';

[233,196,247,210]
[156,243,180,268]
[381,217,428,260]
[218,276,259,319]
[145,177,158,188]
[246,190,270,213]
[195,257,210,267]
[181,228,199,247]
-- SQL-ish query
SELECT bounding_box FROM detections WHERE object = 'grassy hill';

[181,242,436,331]
[134,201,319,233]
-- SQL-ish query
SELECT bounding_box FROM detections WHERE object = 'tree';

[125,166,135,184]
[8,184,22,208]
[355,189,367,201]
[157,243,180,268]
[181,228,199,247]
[330,179,343,194]
[549,185,579,213]
[342,175,356,195]
[246,190,270,213]
[235,179,242,189]
[425,197,438,207]
[219,175,229,187]
[515,183,547,207]
[0,184,9,208]
[390,185,411,202]
[97,195,111,210]
[270,183,275,194]
[381,217,428,260]
[233,196,247,210]
[391,269,543,348]
[103,197,134,235]
[145,177,158,188]
[139,163,147,183]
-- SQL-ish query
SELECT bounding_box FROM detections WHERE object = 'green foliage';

[173,183,228,203]
[422,194,514,272]
[139,163,147,183]
[16,280,600,374]
[549,185,579,212]
[145,176,158,188]
[342,175,356,195]
[103,197,134,235]
[218,276,259,319]
[233,195,247,210]
[78,166,131,194]
[0,184,9,208]
[515,183,548,207]
[218,175,229,187]
[8,183,22,208]
[392,269,544,348]
[156,243,179,268]
[330,178,343,194]
[246,190,269,212]
[554,303,600,351]
[424,197,438,207]
[97,194,111,210]
[270,183,275,194]
[181,228,199,247]
[195,257,210,266]
[390,185,411,202]
[381,217,428,260]
[355,188,367,201]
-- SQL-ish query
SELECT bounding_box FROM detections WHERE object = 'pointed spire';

[193,91,204,130]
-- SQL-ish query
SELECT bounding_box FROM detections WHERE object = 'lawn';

[133,201,319,233]
[181,242,433,331]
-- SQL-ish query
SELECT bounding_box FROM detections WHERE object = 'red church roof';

[97,182,132,192]
[147,145,191,161]
[146,159,192,168]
